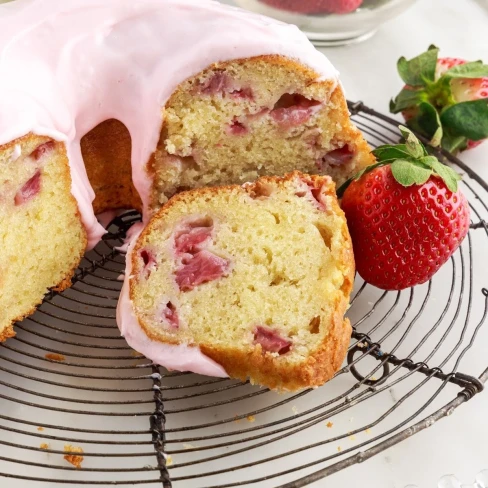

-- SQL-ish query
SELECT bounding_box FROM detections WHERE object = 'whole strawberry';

[260,0,363,15]
[390,46,488,153]
[339,127,470,291]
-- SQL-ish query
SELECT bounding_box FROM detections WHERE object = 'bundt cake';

[117,172,354,391]
[0,0,374,344]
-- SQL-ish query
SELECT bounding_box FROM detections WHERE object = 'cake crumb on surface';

[166,455,173,466]
[247,415,255,423]
[337,446,342,452]
[349,435,356,441]
[365,428,372,434]
[64,444,84,469]
[326,422,333,428]
[40,443,49,450]
[37,427,44,432]
[45,353,66,362]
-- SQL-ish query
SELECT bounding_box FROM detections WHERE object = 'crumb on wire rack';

[40,443,49,450]
[45,353,66,362]
[64,444,84,469]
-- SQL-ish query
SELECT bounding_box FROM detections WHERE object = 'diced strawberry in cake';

[253,326,292,355]
[197,73,253,100]
[31,141,55,161]
[295,176,329,211]
[318,145,355,169]
[175,250,230,291]
[226,120,248,136]
[270,93,322,129]
[229,87,254,100]
[162,302,179,329]
[139,248,157,278]
[175,225,213,255]
[14,170,41,206]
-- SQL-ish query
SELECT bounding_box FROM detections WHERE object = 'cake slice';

[149,55,375,205]
[0,135,87,339]
[118,172,354,391]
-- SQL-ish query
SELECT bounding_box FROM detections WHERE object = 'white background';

[224,0,488,486]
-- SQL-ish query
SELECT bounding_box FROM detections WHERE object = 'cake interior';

[130,174,353,373]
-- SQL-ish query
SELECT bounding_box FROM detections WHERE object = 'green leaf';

[418,155,439,168]
[441,99,488,140]
[443,61,488,79]
[428,159,461,192]
[441,129,468,154]
[391,159,433,187]
[372,144,411,162]
[406,102,443,147]
[390,87,426,113]
[399,125,425,158]
[397,46,439,87]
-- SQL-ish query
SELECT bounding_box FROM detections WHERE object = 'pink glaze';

[0,0,338,250]
[116,231,228,377]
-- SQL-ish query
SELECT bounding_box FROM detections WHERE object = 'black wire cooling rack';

[0,102,487,488]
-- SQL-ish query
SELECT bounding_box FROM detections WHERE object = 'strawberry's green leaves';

[391,159,432,186]
[397,45,439,87]
[338,124,463,198]
[443,61,488,79]
[372,144,411,162]
[418,155,439,168]
[440,99,488,140]
[399,125,425,158]
[406,102,443,147]
[428,158,461,192]
[441,130,468,154]
[390,87,426,113]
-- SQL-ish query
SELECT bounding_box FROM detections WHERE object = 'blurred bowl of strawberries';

[233,0,417,46]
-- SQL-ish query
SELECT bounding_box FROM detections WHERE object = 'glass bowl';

[233,0,418,46]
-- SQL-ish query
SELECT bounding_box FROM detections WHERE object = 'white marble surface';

[318,1,488,486]
[223,0,488,486]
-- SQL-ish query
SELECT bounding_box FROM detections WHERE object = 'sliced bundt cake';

[118,172,354,391]
[0,0,372,341]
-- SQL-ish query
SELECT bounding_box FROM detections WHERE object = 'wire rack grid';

[0,102,487,488]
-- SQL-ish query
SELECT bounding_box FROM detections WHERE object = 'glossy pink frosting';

[0,0,337,249]
[116,226,228,377]
[0,0,338,375]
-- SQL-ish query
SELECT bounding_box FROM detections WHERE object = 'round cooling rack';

[0,102,487,488]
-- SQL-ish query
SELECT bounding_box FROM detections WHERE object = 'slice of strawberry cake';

[118,172,354,391]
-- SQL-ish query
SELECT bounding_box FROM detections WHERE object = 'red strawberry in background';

[260,0,363,15]
[339,127,470,291]
[391,46,488,153]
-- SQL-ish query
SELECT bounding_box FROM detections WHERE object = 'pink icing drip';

[0,0,338,250]
[116,230,228,377]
